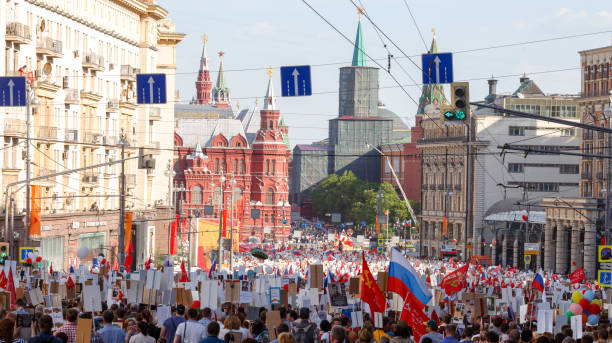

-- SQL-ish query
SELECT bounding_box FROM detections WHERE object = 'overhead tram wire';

[401,0,428,51]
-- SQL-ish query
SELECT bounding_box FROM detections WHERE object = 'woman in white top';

[219,315,248,341]
[129,322,156,343]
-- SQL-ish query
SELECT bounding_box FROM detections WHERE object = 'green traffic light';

[444,111,455,119]
[455,110,466,120]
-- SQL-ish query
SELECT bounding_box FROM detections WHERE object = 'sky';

[157,0,612,148]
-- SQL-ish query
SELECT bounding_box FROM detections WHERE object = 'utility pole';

[117,134,127,265]
[229,174,236,272]
[166,160,175,258]
[605,104,612,242]
[217,170,225,266]
[24,84,32,250]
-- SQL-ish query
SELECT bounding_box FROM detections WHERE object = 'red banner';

[169,215,179,255]
[440,264,469,295]
[30,185,42,236]
[400,294,428,343]
[569,267,585,284]
[360,253,386,316]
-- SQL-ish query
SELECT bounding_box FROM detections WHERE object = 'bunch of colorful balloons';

[566,290,601,325]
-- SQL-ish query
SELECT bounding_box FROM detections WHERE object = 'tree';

[309,172,415,226]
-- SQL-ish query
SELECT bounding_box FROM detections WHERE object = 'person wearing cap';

[419,321,442,343]
[161,305,187,343]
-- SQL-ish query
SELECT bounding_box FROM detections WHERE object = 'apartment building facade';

[0,0,183,270]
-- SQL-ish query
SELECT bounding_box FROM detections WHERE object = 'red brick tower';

[250,69,291,241]
[195,35,212,105]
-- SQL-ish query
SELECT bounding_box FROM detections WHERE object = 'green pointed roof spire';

[417,29,446,114]
[429,28,438,53]
[352,10,366,67]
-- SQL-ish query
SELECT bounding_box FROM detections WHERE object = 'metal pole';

[118,139,126,265]
[607,116,611,242]
[465,119,474,260]
[217,171,225,266]
[230,178,234,273]
[167,161,174,257]
[188,218,192,272]
[10,198,15,260]
[25,86,31,248]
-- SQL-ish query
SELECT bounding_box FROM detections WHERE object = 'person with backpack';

[292,308,317,343]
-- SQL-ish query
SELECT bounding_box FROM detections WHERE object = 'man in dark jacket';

[29,315,63,343]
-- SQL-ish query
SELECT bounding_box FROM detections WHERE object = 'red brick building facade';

[175,43,290,242]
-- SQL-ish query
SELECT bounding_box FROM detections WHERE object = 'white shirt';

[129,334,156,343]
[175,321,206,343]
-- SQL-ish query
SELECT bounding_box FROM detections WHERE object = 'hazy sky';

[157,0,612,147]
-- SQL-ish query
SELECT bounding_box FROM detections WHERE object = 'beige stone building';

[0,0,183,270]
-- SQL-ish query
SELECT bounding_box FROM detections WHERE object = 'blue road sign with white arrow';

[0,77,26,107]
[421,52,453,85]
[280,65,312,97]
[136,73,167,104]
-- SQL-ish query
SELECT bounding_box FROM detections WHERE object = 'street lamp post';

[229,175,236,273]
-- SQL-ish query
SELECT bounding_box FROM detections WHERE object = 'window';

[509,126,524,136]
[39,236,64,272]
[240,159,246,174]
[265,160,270,175]
[272,160,276,176]
[560,165,579,174]
[508,163,523,173]
[269,120,273,129]
[233,159,238,173]
[78,232,106,256]
[192,186,202,204]
[265,188,274,205]
[215,158,219,173]
[561,128,575,137]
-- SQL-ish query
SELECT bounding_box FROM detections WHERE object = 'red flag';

[360,252,386,316]
[144,256,152,270]
[124,241,133,270]
[117,290,124,301]
[49,263,53,275]
[113,258,119,272]
[66,276,75,289]
[431,308,440,325]
[222,210,228,238]
[440,264,469,295]
[569,267,585,284]
[7,267,15,308]
[179,261,189,282]
[400,293,428,343]
[170,216,179,255]
[0,270,7,289]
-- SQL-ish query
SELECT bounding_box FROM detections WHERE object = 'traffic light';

[0,243,9,265]
[441,82,470,122]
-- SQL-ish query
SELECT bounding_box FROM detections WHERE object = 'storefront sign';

[524,243,540,255]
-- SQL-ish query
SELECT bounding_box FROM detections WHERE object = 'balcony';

[106,99,119,112]
[83,132,102,144]
[82,174,99,185]
[82,53,104,71]
[149,107,161,121]
[454,184,462,191]
[36,36,63,58]
[126,174,136,187]
[120,65,138,81]
[65,129,78,142]
[4,119,25,136]
[6,22,31,44]
[581,171,592,179]
[64,88,80,104]
[37,126,58,139]
[437,184,445,190]
[103,136,118,145]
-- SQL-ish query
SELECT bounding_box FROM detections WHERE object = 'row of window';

[508,105,577,118]
[189,186,277,205]
[507,182,578,192]
[507,163,579,174]
[584,63,611,81]
[508,126,576,137]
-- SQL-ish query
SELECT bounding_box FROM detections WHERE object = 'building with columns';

[0,0,183,270]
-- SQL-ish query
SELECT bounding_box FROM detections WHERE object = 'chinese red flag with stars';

[360,252,386,316]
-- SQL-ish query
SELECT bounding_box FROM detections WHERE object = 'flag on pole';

[440,264,469,295]
[30,185,42,236]
[124,211,133,252]
[360,252,386,317]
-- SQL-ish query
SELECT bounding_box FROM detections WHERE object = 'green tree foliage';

[310,171,416,225]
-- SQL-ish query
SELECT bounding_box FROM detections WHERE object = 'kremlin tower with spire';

[174,39,291,266]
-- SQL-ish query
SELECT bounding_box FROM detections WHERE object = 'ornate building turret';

[212,51,230,108]
[194,35,212,104]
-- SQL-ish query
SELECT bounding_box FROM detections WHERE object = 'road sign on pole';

[421,53,453,84]
[136,73,167,104]
[0,77,26,107]
[280,66,312,97]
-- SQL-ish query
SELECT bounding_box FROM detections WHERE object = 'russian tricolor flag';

[208,259,217,278]
[532,271,544,292]
[388,248,432,307]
